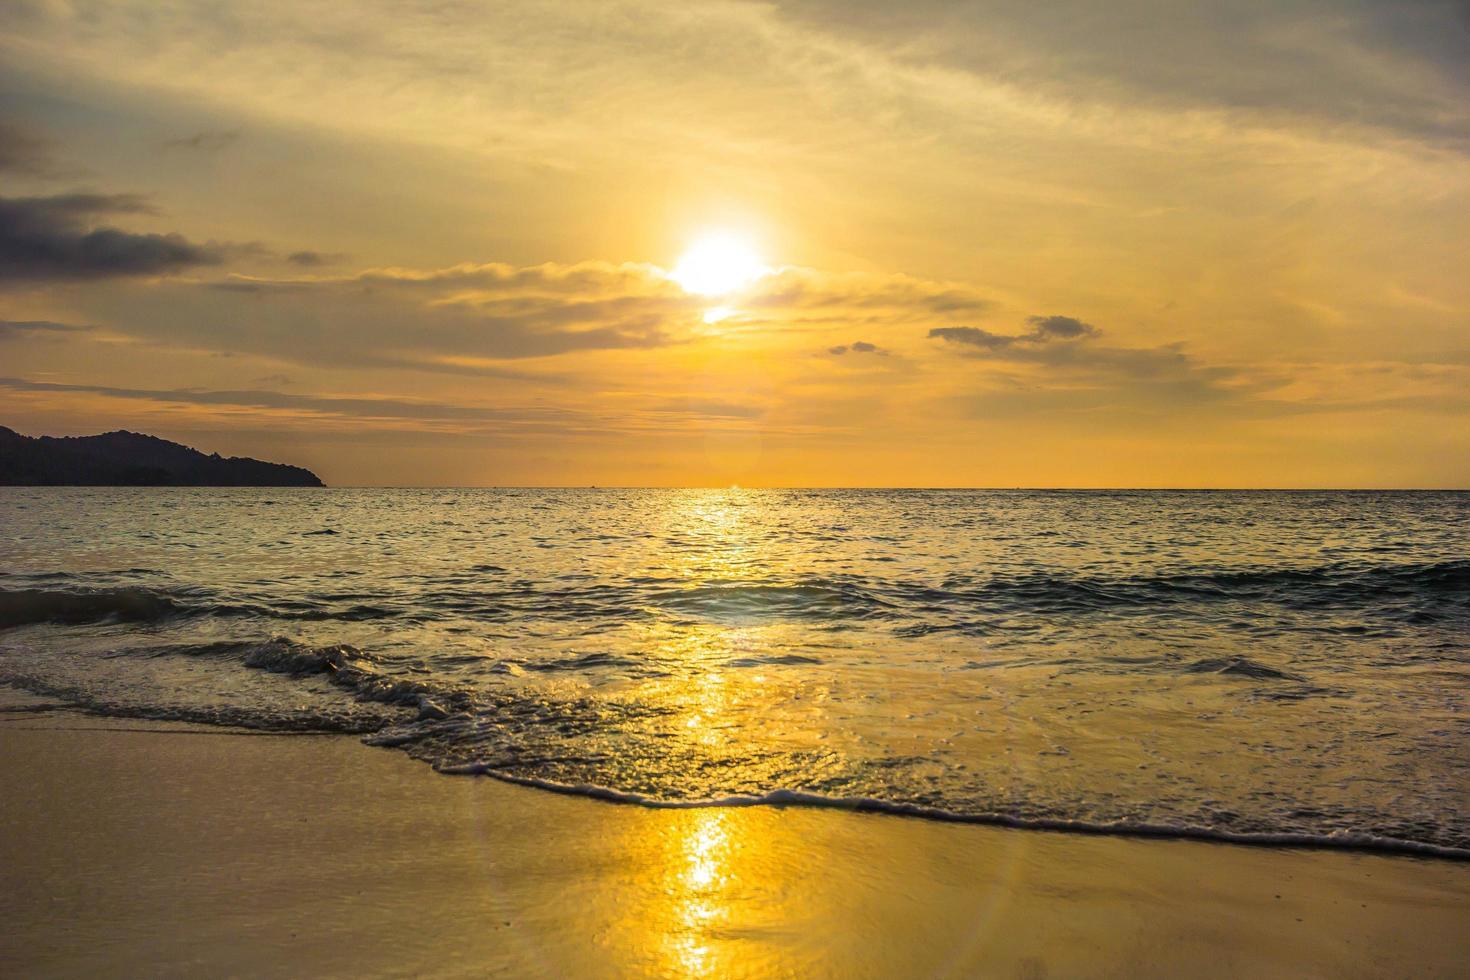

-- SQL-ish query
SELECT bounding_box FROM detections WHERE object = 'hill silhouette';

[0,426,324,486]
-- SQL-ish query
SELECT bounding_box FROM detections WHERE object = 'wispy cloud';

[162,130,240,152]
[285,250,344,267]
[0,117,62,178]
[68,261,1004,371]
[0,375,574,426]
[0,318,91,339]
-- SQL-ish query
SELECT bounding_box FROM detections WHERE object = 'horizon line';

[291,485,1470,492]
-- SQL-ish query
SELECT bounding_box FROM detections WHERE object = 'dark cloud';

[0,319,90,340]
[0,193,224,282]
[206,280,281,293]
[0,118,60,177]
[930,313,1255,408]
[930,315,1099,352]
[829,340,888,356]
[163,130,240,152]
[927,326,1015,350]
[1026,315,1098,341]
[6,193,155,218]
[286,250,345,267]
[355,260,674,298]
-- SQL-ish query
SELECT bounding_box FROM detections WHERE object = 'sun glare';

[670,232,769,297]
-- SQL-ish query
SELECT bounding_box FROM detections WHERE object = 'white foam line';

[437,762,1470,862]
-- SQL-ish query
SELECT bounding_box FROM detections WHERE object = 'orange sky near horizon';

[0,1,1467,487]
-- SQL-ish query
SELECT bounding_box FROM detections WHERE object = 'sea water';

[1,488,1465,855]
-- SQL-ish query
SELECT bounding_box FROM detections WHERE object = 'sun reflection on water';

[603,493,769,974]
[666,810,733,975]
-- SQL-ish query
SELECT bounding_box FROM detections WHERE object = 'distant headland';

[0,426,324,487]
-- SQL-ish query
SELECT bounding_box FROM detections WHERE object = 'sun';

[670,232,770,297]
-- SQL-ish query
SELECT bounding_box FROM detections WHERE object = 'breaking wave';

[3,558,1464,630]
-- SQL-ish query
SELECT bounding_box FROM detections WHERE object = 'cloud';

[0,193,225,282]
[0,375,574,426]
[750,267,992,316]
[928,326,1016,351]
[350,260,679,300]
[0,318,91,340]
[929,315,1099,351]
[0,118,60,177]
[70,262,686,370]
[285,250,344,267]
[0,375,774,436]
[783,0,1470,153]
[829,340,888,356]
[930,313,1258,409]
[74,259,994,372]
[1025,315,1098,341]
[647,398,765,420]
[163,130,240,151]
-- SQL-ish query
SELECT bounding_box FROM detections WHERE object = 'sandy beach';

[2,699,1466,978]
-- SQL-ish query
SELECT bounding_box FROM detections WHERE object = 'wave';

[0,586,191,628]
[0,635,465,732]
[10,656,1465,860]
[727,653,824,667]
[0,669,388,734]
[0,586,408,629]
[4,627,1466,861]
[1184,656,1300,681]
[239,637,466,721]
[642,558,1470,624]
[436,766,1470,861]
[1140,559,1470,600]
[518,651,642,673]
[653,582,896,624]
[3,558,1463,631]
[925,559,1470,614]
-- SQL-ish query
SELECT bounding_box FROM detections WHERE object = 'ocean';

[1,488,1466,856]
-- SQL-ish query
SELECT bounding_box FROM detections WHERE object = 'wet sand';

[2,707,1467,978]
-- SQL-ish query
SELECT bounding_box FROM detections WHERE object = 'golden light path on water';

[552,489,1028,976]
[585,796,1033,977]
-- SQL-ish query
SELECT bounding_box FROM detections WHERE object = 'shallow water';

[1,488,1466,854]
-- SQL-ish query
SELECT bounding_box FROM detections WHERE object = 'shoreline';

[441,763,1470,862]
[3,704,1468,977]
[8,686,1466,863]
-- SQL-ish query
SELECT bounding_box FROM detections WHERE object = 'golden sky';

[1,1,1467,486]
